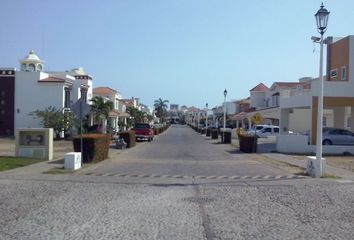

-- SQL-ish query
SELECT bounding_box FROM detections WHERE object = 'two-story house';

[0,50,93,136]
[92,87,130,133]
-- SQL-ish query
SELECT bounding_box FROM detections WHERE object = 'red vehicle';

[132,123,154,142]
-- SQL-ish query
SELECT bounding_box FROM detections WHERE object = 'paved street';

[80,125,292,180]
[1,125,354,239]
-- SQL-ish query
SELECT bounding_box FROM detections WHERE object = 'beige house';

[92,87,130,133]
[277,35,354,154]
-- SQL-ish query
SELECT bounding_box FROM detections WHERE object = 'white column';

[280,109,290,135]
[333,107,345,128]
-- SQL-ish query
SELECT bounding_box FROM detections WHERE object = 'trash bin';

[220,128,232,144]
[211,129,218,139]
[239,135,257,153]
[206,129,211,137]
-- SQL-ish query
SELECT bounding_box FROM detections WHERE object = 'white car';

[248,125,280,138]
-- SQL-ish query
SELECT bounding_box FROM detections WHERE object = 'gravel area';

[1,179,354,239]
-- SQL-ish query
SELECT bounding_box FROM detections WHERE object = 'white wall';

[288,109,311,133]
[15,71,65,129]
[277,134,354,155]
[250,92,265,109]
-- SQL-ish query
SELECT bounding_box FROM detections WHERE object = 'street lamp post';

[205,103,208,135]
[315,3,330,177]
[223,89,227,143]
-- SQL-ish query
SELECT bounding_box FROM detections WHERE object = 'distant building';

[170,104,179,111]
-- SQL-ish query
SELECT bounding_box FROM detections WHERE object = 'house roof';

[271,82,311,90]
[187,106,199,112]
[239,98,250,104]
[93,87,117,95]
[38,76,71,83]
[109,109,130,117]
[250,83,269,92]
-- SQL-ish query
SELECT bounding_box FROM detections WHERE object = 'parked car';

[322,127,354,145]
[132,123,154,142]
[248,125,280,138]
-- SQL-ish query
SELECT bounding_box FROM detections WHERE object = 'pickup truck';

[132,123,154,142]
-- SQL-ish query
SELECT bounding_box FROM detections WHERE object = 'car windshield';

[134,124,151,129]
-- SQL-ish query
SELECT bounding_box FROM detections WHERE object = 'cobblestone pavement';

[1,178,354,239]
[1,126,354,239]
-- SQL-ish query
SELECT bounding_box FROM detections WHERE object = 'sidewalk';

[230,137,354,181]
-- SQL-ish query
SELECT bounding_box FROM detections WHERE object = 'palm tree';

[90,96,114,125]
[154,98,169,123]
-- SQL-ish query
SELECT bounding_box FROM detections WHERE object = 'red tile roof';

[38,76,67,82]
[250,83,269,92]
[93,87,117,95]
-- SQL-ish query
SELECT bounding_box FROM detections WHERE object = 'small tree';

[30,106,77,138]
[126,106,153,125]
[90,96,114,125]
[154,98,169,123]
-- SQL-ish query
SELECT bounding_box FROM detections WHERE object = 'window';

[347,117,351,128]
[64,88,71,108]
[263,128,272,133]
[80,89,87,102]
[341,66,347,80]
[28,63,35,71]
[274,128,279,133]
[323,116,327,127]
[330,69,338,79]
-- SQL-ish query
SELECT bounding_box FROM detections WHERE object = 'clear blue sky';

[1,0,353,109]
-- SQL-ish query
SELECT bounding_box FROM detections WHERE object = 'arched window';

[28,63,35,71]
[21,63,27,71]
[37,64,43,71]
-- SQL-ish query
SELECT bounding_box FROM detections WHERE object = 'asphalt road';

[1,125,354,239]
[81,125,289,180]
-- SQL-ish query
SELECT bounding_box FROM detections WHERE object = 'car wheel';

[322,139,332,145]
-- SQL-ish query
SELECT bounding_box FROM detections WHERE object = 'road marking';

[337,180,353,183]
[81,172,308,180]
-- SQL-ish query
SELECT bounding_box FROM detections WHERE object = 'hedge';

[73,134,111,163]
[119,131,136,148]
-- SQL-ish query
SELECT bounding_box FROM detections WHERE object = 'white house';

[14,51,93,134]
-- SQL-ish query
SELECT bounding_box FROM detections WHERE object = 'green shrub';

[73,134,111,163]
[119,131,136,148]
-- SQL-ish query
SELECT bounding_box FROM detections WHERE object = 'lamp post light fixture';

[314,3,330,177]
[223,89,227,143]
[205,103,208,135]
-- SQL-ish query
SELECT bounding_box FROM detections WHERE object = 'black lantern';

[224,89,227,98]
[206,103,208,108]
[315,3,330,35]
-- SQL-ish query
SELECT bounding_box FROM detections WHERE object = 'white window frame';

[341,66,347,81]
